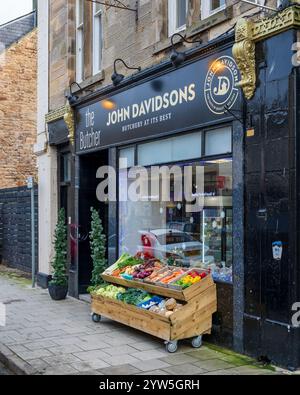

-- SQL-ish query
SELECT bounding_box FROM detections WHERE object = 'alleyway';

[0,272,284,376]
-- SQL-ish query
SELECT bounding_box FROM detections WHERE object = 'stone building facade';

[38,0,281,282]
[37,0,300,368]
[0,12,38,272]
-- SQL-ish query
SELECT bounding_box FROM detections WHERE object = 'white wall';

[34,0,58,276]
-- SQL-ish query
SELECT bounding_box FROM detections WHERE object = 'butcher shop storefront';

[72,35,242,351]
[71,18,300,369]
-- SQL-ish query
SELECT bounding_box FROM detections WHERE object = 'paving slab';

[130,358,171,372]
[0,273,285,376]
[100,364,141,375]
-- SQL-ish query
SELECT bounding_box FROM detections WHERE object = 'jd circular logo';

[204,56,239,115]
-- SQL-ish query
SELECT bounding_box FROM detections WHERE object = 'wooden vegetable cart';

[91,272,217,353]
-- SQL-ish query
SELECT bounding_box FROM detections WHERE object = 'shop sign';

[76,48,240,154]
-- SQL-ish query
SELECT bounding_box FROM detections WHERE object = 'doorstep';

[79,294,91,303]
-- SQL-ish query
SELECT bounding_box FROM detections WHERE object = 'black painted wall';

[0,186,38,273]
[244,29,300,369]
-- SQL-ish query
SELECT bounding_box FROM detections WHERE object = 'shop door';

[78,151,109,294]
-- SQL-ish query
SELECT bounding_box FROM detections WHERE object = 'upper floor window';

[168,0,188,37]
[93,1,103,75]
[201,0,226,19]
[76,0,84,82]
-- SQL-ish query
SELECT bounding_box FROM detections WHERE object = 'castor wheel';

[165,341,178,353]
[191,335,202,349]
[92,313,101,323]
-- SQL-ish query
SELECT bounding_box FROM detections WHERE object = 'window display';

[119,131,233,284]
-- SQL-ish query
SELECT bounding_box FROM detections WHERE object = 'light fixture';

[66,82,93,105]
[170,33,202,68]
[67,82,82,105]
[111,59,141,86]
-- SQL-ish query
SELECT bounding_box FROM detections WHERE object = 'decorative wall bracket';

[64,102,75,145]
[233,5,300,100]
[233,18,256,100]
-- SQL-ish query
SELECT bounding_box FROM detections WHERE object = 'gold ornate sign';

[233,5,300,100]
[233,19,256,100]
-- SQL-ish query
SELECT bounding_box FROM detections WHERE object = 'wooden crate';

[91,281,217,343]
[101,272,214,302]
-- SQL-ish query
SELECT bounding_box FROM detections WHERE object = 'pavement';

[0,269,288,376]
[0,360,13,375]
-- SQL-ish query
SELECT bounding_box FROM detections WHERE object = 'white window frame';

[93,2,103,75]
[76,0,84,82]
[168,0,188,37]
[201,0,226,20]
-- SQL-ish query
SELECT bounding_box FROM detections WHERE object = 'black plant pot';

[48,283,68,301]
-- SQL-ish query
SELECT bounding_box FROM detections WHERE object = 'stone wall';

[48,0,279,111]
[0,29,37,189]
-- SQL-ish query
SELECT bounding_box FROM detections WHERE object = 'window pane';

[77,0,84,25]
[211,0,225,12]
[138,139,172,166]
[60,153,71,183]
[172,133,202,161]
[94,2,102,13]
[119,147,135,169]
[93,12,102,73]
[176,0,187,29]
[138,132,201,167]
[76,27,84,81]
[119,159,233,283]
[205,127,232,156]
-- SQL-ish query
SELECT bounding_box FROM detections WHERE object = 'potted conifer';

[48,208,68,301]
[88,207,107,293]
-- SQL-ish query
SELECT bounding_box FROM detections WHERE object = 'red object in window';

[141,233,156,255]
[141,235,152,247]
[216,176,226,189]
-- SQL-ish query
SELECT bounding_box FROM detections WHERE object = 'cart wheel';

[92,313,101,323]
[165,341,178,353]
[191,336,202,349]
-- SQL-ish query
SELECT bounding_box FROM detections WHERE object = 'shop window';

[201,0,226,19]
[205,127,232,156]
[119,147,135,169]
[118,133,233,284]
[138,132,202,167]
[93,1,103,75]
[76,0,84,82]
[168,0,188,37]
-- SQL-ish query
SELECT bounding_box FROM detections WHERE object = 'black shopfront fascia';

[72,35,244,353]
[71,28,300,370]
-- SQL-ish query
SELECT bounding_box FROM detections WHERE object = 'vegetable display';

[132,260,164,280]
[104,254,209,290]
[93,285,126,299]
[160,269,186,285]
[175,271,207,289]
[149,298,183,317]
[115,253,143,270]
[118,288,152,306]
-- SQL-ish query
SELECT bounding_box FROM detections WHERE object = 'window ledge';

[67,70,105,95]
[186,6,233,39]
[153,6,233,56]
